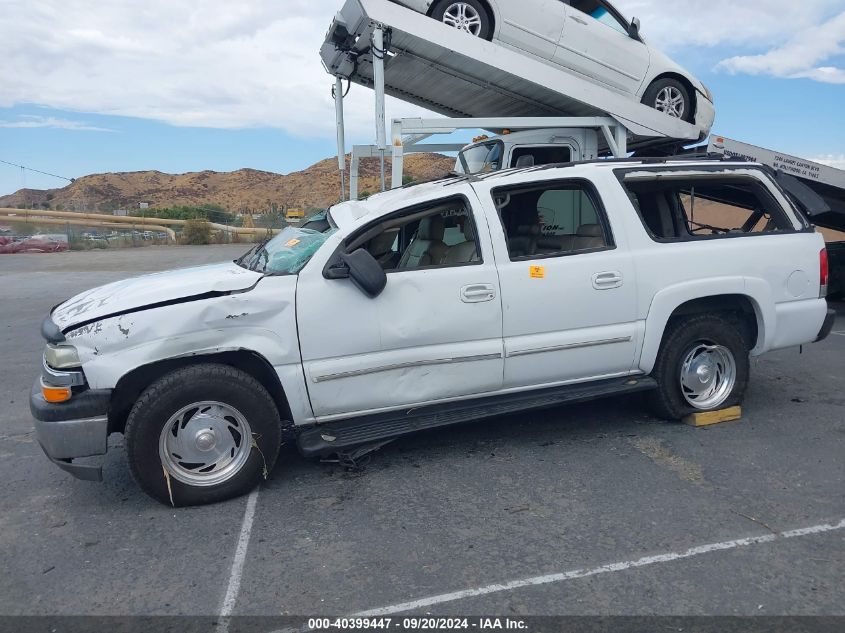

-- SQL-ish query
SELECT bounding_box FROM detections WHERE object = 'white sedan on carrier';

[391,0,714,127]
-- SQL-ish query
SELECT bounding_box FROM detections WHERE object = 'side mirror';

[628,17,641,40]
[338,249,387,298]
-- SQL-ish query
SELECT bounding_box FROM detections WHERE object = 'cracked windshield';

[238,226,336,274]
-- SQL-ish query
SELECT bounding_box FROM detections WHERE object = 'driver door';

[296,192,504,420]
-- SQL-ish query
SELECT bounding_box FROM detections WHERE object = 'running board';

[297,376,657,457]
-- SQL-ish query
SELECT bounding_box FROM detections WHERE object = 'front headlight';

[45,344,81,369]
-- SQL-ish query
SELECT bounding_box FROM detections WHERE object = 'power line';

[0,159,75,183]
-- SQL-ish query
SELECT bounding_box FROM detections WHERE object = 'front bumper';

[695,92,716,138]
[816,309,836,343]
[30,378,112,482]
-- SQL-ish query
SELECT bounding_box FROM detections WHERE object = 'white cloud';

[1,0,844,137]
[813,154,845,170]
[1,0,430,138]
[0,114,114,131]
[717,11,845,84]
[616,0,841,50]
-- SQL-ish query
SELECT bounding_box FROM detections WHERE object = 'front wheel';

[125,364,282,506]
[649,314,750,420]
[431,0,493,40]
[642,78,693,123]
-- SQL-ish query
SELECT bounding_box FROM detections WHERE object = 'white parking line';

[354,518,845,617]
[832,331,845,336]
[218,488,260,631]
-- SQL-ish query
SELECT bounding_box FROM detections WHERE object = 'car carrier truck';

[320,0,845,291]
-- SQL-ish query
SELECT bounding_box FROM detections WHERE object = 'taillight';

[820,248,829,298]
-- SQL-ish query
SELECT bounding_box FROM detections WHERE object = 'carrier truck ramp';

[708,136,845,233]
[321,0,712,152]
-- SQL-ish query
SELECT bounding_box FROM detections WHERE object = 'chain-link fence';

[0,220,271,254]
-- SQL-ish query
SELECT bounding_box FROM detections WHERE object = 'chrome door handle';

[592,271,623,290]
[461,284,496,303]
[569,15,588,25]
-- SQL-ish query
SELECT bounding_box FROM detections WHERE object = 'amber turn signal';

[42,383,71,404]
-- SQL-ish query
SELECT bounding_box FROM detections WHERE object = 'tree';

[149,205,239,225]
[255,207,287,230]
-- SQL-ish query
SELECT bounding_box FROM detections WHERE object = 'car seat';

[398,216,448,268]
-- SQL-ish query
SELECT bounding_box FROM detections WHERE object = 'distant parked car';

[0,235,69,254]
[390,0,714,126]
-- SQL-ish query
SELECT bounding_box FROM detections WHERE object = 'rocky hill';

[0,153,455,214]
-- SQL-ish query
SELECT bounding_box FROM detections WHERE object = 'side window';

[569,1,629,35]
[494,181,611,260]
[621,173,797,241]
[351,198,482,272]
[510,146,572,169]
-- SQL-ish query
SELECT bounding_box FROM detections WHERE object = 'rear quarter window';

[618,170,804,242]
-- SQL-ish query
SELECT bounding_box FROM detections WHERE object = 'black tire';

[431,0,493,40]
[642,78,694,123]
[649,314,750,421]
[125,364,282,507]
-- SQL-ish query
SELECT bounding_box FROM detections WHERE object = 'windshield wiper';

[237,236,273,272]
[253,242,270,273]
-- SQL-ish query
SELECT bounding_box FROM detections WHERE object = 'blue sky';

[2,0,844,195]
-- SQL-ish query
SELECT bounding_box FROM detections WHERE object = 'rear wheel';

[642,78,693,123]
[125,364,282,506]
[649,314,750,420]
[431,0,493,40]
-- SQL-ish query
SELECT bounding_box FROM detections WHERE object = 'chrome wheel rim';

[679,343,736,410]
[442,2,483,36]
[655,86,686,119]
[159,401,252,487]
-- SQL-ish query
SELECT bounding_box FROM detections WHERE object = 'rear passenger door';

[557,0,650,94]
[477,177,640,390]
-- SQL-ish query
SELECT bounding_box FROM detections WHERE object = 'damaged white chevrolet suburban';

[31,159,836,506]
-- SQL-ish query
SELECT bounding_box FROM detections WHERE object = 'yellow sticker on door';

[529,265,546,279]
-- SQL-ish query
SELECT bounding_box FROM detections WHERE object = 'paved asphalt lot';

[1,245,843,618]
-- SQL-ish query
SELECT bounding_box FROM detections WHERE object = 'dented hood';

[52,261,264,333]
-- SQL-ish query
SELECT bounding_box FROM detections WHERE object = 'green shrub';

[182,219,212,245]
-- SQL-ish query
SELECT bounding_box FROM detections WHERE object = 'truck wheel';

[649,314,750,420]
[431,0,493,40]
[642,78,693,123]
[125,364,282,507]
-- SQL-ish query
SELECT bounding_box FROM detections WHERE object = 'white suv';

[32,160,835,505]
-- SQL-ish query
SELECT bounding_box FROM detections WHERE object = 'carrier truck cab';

[455,128,599,174]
